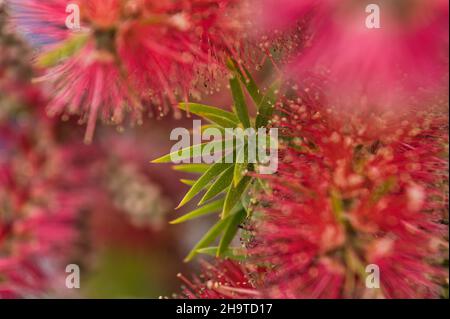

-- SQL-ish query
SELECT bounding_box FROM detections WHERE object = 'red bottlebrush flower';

[1,1,41,118]
[11,0,251,143]
[1,13,96,293]
[249,88,449,299]
[175,260,262,299]
[0,119,98,298]
[256,0,449,111]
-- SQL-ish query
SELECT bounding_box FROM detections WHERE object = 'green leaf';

[196,247,246,261]
[180,179,196,186]
[229,77,251,128]
[173,164,210,174]
[199,165,235,205]
[170,198,225,224]
[200,125,225,134]
[37,34,89,68]
[222,176,251,218]
[233,144,248,186]
[202,114,240,129]
[184,215,232,262]
[227,58,263,106]
[179,103,238,127]
[151,140,230,163]
[177,161,233,208]
[217,207,247,256]
[255,79,281,128]
[227,59,281,129]
[240,191,252,213]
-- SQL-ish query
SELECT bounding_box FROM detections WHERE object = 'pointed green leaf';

[37,34,89,68]
[255,79,281,128]
[179,103,238,127]
[180,179,196,186]
[200,125,225,134]
[199,165,234,205]
[184,215,232,262]
[179,103,238,123]
[196,247,246,261]
[229,77,251,128]
[204,114,239,128]
[222,176,252,218]
[151,140,230,163]
[217,208,247,256]
[170,198,225,224]
[240,191,252,213]
[173,164,210,174]
[233,144,248,186]
[177,161,233,208]
[227,58,263,106]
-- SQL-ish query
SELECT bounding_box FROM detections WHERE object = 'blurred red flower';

[11,0,251,142]
[250,87,449,298]
[256,0,449,112]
